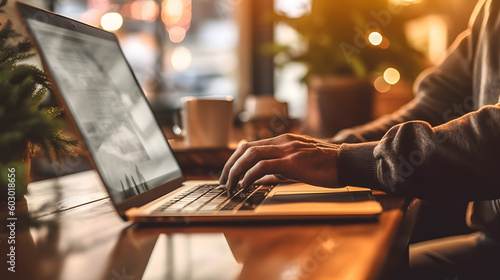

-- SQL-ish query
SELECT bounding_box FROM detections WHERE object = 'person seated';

[220,0,500,278]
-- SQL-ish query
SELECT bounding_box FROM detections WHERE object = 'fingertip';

[225,178,236,195]
[254,175,275,185]
[219,175,226,185]
[239,179,249,191]
[226,184,236,197]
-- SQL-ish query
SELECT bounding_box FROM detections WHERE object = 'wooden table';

[0,170,419,280]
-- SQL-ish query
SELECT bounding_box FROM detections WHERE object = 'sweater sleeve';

[339,104,500,202]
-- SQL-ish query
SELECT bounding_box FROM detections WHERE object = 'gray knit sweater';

[334,0,500,238]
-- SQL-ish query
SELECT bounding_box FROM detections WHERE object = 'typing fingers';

[219,134,302,184]
[224,145,283,192]
[239,158,290,190]
[223,140,316,193]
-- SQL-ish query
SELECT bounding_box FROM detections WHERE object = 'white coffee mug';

[181,97,233,148]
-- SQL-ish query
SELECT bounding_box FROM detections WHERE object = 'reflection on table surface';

[0,170,418,280]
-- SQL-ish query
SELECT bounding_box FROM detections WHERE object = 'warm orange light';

[406,15,447,65]
[368,32,383,46]
[374,76,391,93]
[80,9,102,27]
[126,1,159,21]
[162,0,192,43]
[130,1,142,20]
[174,9,192,27]
[383,68,401,85]
[120,3,129,18]
[164,0,183,24]
[379,38,390,49]
[142,1,159,21]
[168,26,186,43]
[88,0,110,11]
[390,0,422,5]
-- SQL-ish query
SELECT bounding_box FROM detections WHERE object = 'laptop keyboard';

[154,184,274,214]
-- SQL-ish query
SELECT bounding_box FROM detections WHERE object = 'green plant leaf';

[0,0,78,163]
[265,0,429,82]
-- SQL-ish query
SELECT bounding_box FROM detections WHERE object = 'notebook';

[16,2,383,223]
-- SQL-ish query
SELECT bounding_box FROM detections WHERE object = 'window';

[46,0,239,125]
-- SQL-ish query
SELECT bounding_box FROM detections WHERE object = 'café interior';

[0,0,490,279]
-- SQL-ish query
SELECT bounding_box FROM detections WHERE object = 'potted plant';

[270,0,427,138]
[0,0,78,201]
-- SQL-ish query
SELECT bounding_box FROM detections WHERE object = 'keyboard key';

[154,184,274,214]
[239,195,267,210]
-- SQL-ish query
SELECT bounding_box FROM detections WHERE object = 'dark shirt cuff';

[337,142,380,190]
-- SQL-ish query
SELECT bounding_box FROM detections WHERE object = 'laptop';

[16,2,383,223]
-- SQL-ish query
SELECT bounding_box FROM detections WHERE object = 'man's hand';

[219,134,341,193]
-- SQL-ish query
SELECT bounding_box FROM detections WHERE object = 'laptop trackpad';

[256,190,382,215]
[265,191,374,204]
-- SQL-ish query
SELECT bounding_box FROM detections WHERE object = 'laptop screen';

[21,8,183,204]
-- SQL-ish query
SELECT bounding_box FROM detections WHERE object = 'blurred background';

[4,0,477,179]
[1,0,479,246]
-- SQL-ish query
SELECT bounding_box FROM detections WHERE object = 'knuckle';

[237,142,249,152]
[241,142,251,150]
[245,146,259,159]
[286,140,304,149]
[287,153,302,162]
[291,140,302,146]
[283,133,296,141]
[276,133,291,142]
[254,160,269,170]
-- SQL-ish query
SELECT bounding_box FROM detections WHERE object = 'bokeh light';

[101,12,123,31]
[171,46,192,72]
[128,1,159,21]
[390,0,422,5]
[168,26,187,43]
[374,76,391,93]
[368,32,383,46]
[165,0,183,23]
[141,1,159,21]
[383,68,401,85]
[162,0,192,42]
[379,37,390,49]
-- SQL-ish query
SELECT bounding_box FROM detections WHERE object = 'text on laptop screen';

[25,18,183,203]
